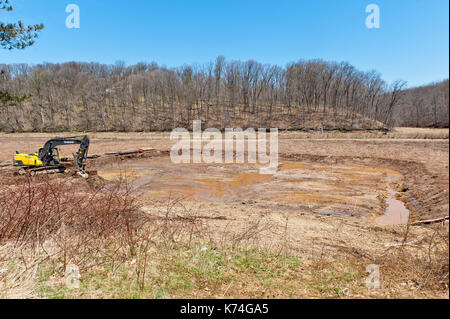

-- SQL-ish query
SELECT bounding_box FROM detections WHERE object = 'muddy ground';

[0,130,448,297]
[1,130,447,222]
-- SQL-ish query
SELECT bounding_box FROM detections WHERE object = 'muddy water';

[96,158,411,225]
[375,175,411,225]
[196,174,272,197]
[97,158,273,200]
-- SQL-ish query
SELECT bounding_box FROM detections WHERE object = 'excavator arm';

[38,135,90,174]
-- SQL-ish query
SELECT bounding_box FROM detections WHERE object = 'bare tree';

[1,58,436,132]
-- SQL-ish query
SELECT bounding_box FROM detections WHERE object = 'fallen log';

[64,148,157,160]
[93,148,158,158]
[412,216,449,225]
[87,154,101,159]
[0,162,11,168]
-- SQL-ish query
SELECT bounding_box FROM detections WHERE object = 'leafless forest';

[0,57,444,133]
[394,79,449,128]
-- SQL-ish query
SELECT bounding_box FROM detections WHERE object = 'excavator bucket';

[73,152,89,178]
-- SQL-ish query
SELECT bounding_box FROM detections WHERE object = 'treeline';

[393,79,449,128]
[0,57,406,132]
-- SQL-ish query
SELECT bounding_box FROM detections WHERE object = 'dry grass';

[375,224,449,293]
[0,174,448,299]
[390,127,449,139]
[0,174,150,297]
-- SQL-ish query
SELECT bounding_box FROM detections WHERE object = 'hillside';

[0,59,401,132]
[393,79,449,128]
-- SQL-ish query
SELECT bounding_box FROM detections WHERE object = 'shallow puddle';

[279,163,307,171]
[96,158,411,225]
[375,189,410,225]
[196,173,272,197]
[96,168,148,181]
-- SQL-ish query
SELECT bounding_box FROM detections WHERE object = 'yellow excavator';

[13,135,90,177]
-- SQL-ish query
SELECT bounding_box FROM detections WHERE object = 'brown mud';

[1,134,447,223]
[93,156,414,225]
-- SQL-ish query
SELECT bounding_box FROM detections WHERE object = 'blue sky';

[0,0,448,87]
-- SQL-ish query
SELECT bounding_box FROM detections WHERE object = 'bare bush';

[0,175,148,278]
[376,225,449,291]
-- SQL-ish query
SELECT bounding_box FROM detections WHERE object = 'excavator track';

[15,163,73,176]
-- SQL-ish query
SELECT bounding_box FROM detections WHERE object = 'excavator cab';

[37,147,61,166]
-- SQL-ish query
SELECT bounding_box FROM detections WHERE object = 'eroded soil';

[96,157,407,224]
[1,131,448,222]
[0,131,448,298]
